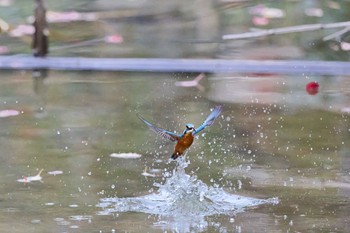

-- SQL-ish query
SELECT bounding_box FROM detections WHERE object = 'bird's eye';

[186,124,194,130]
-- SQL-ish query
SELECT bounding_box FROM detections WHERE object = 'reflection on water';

[32,69,48,117]
[97,158,278,232]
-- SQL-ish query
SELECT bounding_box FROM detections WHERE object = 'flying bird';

[138,105,222,159]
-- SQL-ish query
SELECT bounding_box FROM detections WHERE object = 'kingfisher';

[138,105,222,159]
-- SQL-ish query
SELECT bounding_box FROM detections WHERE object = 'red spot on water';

[252,16,269,26]
[306,81,319,95]
[105,34,123,44]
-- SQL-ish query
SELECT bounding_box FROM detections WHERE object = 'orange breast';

[174,132,194,155]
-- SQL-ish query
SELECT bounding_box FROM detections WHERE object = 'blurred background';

[0,0,349,59]
[0,0,349,232]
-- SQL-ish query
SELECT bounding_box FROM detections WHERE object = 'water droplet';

[31,219,41,224]
[45,202,55,206]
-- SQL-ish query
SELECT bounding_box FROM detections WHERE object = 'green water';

[0,70,348,232]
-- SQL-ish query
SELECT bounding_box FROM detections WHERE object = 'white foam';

[0,109,20,118]
[97,159,278,232]
[109,152,142,159]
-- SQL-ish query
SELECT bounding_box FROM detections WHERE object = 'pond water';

[0,70,349,233]
[0,0,350,233]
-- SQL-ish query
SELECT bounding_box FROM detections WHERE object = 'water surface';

[0,70,349,233]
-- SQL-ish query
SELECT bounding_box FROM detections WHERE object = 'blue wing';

[194,105,222,135]
[137,114,180,142]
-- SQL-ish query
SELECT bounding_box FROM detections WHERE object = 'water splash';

[97,159,278,232]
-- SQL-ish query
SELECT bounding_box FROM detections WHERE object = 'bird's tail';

[171,152,181,160]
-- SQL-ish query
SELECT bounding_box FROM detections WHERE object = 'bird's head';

[185,123,196,134]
